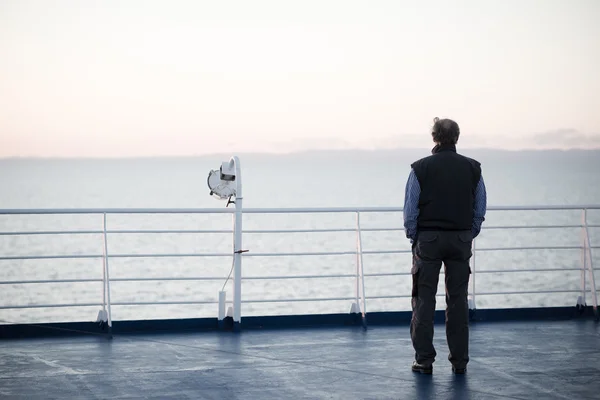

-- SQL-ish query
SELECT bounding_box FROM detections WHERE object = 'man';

[403,117,487,375]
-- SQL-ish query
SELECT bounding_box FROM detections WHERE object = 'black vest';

[411,144,481,231]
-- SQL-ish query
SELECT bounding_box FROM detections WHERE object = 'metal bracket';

[226,196,235,207]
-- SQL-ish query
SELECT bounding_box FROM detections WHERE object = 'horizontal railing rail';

[2,204,600,214]
[0,205,599,326]
[1,247,599,260]
[2,226,600,236]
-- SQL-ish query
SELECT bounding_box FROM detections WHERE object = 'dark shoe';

[412,361,432,374]
[452,366,466,374]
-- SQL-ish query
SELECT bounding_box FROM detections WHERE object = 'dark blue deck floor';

[1,319,599,399]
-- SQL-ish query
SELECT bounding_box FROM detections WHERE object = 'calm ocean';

[1,148,599,323]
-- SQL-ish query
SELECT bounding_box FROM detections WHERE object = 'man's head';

[431,117,460,145]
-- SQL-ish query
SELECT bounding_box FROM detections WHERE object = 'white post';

[583,209,598,319]
[103,213,113,332]
[579,209,587,307]
[231,156,243,330]
[353,212,367,326]
[218,291,226,327]
[354,213,361,313]
[102,226,107,314]
[96,214,109,326]
[102,254,106,314]
[357,213,367,322]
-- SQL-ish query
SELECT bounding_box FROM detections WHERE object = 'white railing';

[0,205,598,328]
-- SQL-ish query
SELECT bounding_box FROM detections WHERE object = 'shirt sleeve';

[472,175,487,238]
[403,169,420,242]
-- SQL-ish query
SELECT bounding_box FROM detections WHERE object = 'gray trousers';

[410,230,472,369]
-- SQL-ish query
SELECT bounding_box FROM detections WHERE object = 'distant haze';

[1,0,599,157]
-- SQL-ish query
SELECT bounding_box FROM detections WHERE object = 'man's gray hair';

[431,117,460,145]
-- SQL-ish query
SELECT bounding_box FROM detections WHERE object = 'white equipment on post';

[207,162,237,201]
[207,156,244,331]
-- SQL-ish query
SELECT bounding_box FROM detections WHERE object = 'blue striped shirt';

[403,169,487,241]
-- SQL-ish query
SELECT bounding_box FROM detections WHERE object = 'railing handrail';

[1,204,600,215]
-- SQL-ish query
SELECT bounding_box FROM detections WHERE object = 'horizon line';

[1,145,600,160]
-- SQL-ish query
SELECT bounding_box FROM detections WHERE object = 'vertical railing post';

[583,209,599,320]
[218,290,227,329]
[232,156,243,331]
[218,213,236,329]
[103,213,113,335]
[354,214,360,313]
[354,211,367,327]
[102,233,107,314]
[579,209,587,309]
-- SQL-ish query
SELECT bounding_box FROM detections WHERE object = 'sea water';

[1,149,599,323]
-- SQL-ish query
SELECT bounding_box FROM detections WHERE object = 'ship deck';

[1,317,599,400]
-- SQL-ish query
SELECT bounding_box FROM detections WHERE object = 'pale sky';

[1,0,599,157]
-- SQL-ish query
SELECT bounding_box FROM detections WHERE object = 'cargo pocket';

[419,231,439,243]
[411,263,419,298]
[415,231,438,261]
[458,231,474,259]
[458,231,473,243]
